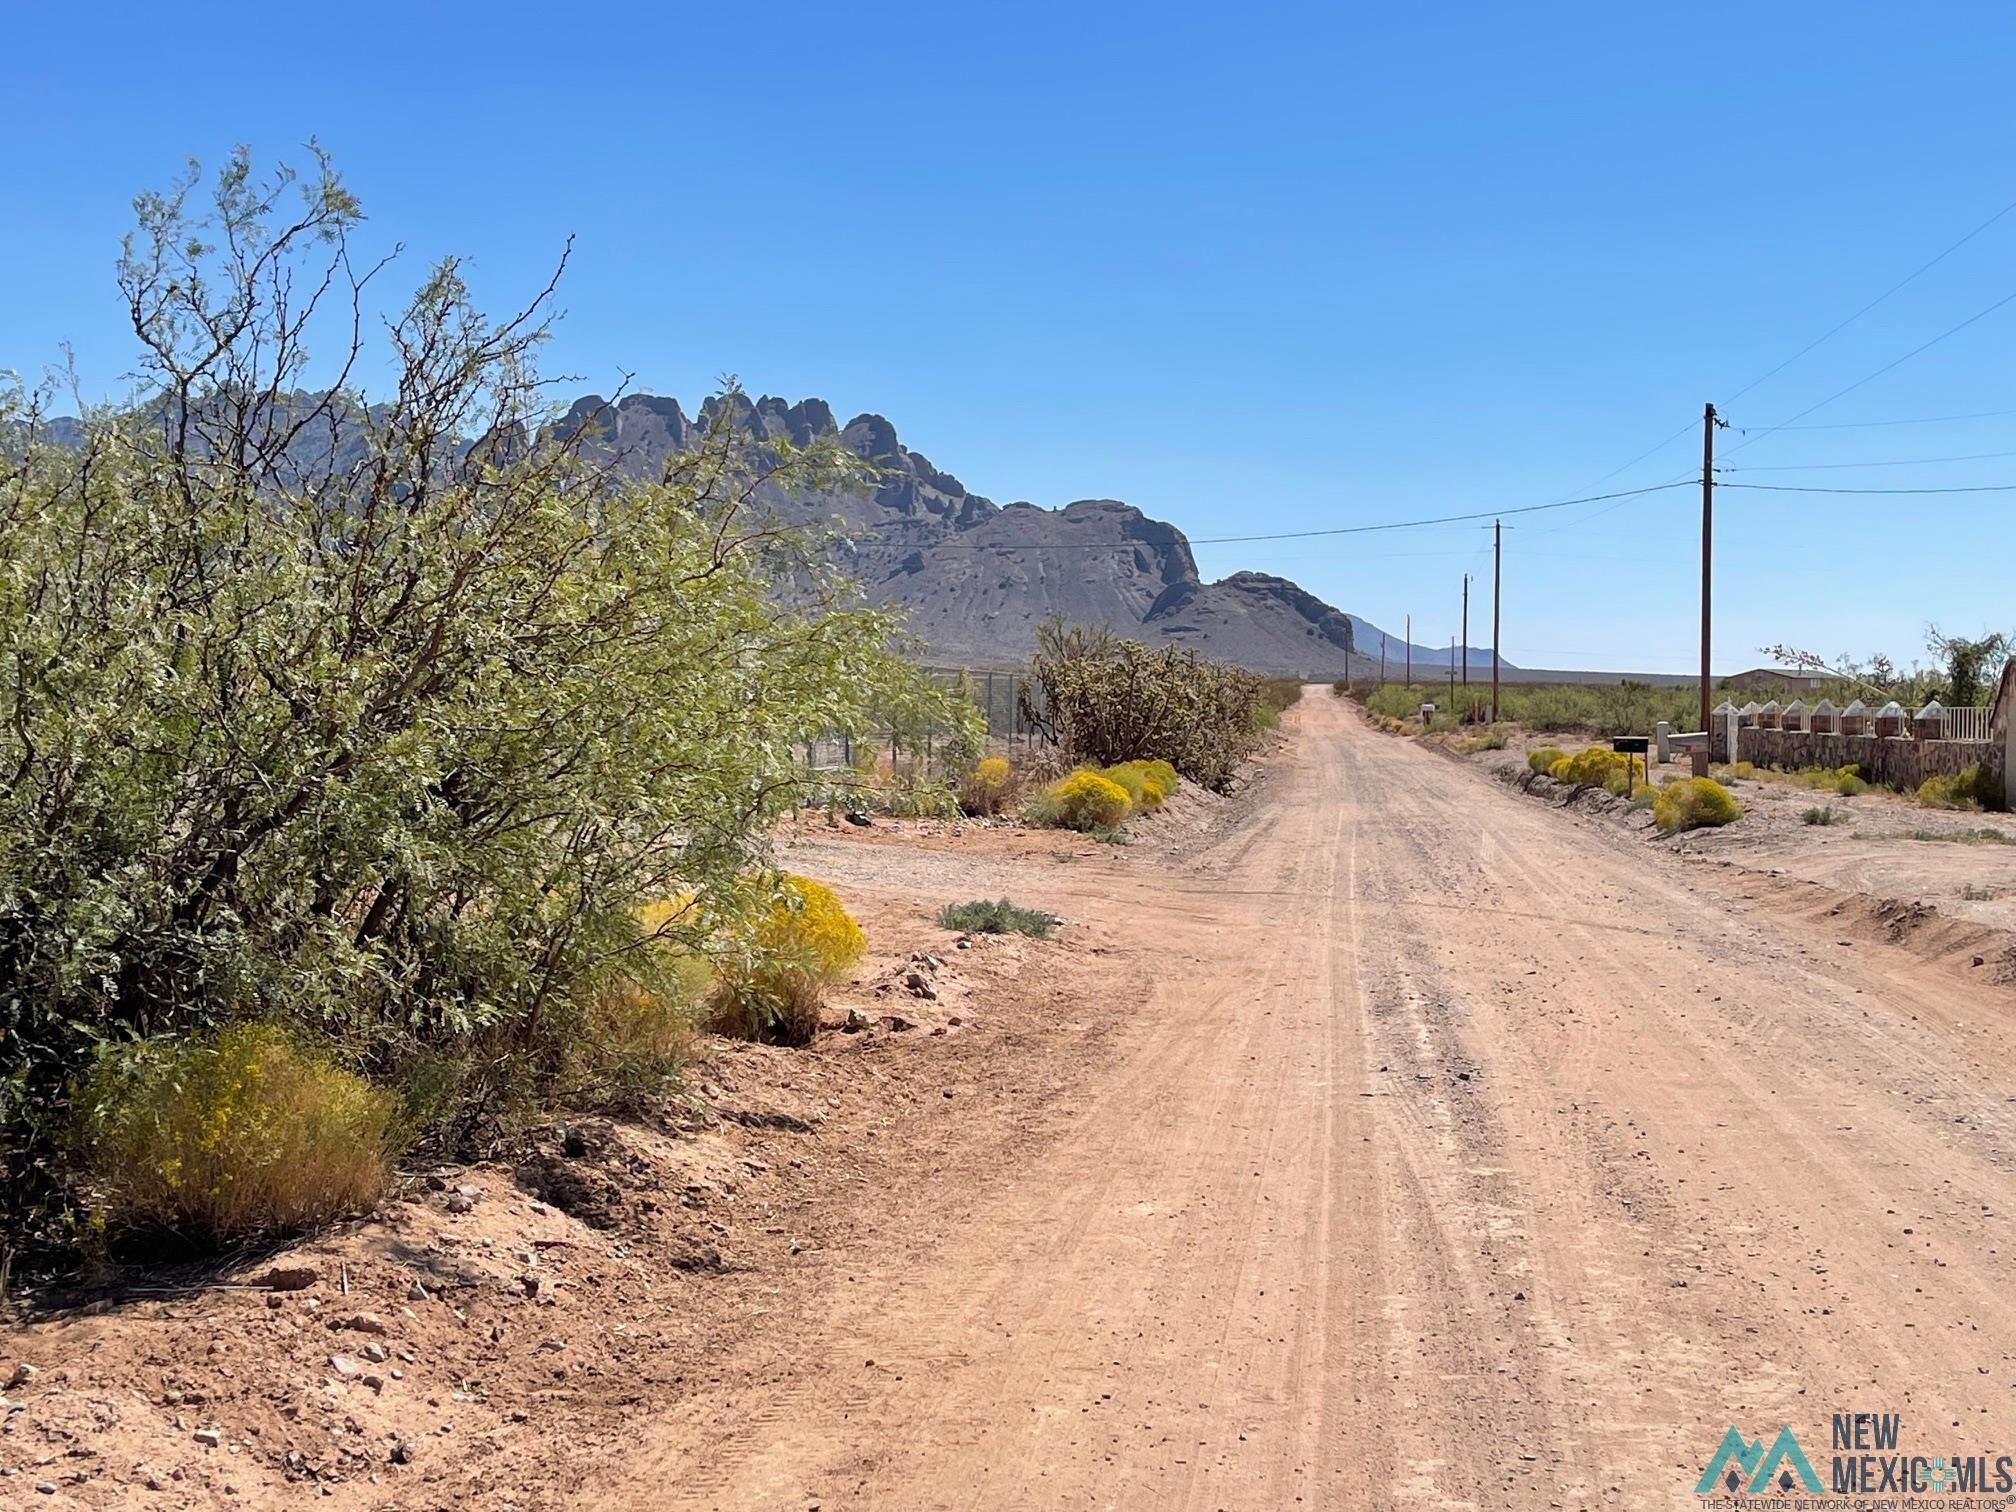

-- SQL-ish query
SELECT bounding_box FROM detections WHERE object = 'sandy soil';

[593,696,2016,1509]
[1462,727,2016,932]
[12,695,2016,1510]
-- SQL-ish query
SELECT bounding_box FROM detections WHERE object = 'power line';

[1560,191,2016,492]
[1723,190,2016,405]
[1767,406,2016,431]
[1725,285,2016,455]
[866,480,1695,549]
[1723,448,2016,472]
[1720,479,2016,495]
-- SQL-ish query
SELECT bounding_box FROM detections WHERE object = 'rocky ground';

[0,785,1249,1510]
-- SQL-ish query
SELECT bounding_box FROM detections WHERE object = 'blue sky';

[5,2,2013,673]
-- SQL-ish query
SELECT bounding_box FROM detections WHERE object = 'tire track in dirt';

[580,692,2016,1511]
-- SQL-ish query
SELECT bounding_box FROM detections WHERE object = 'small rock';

[193,1428,222,1448]
[902,971,938,1000]
[881,1014,917,1032]
[445,1193,474,1215]
[954,939,972,950]
[330,1356,362,1380]
[333,1312,388,1335]
[359,1343,389,1364]
[254,1264,320,1293]
[406,1282,429,1302]
[35,1480,56,1495]
[6,1364,38,1390]
[390,1439,415,1465]
[842,1008,871,1033]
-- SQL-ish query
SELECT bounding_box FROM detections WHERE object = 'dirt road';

[594,692,2016,1510]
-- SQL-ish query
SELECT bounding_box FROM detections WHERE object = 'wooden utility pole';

[1405,615,1411,686]
[1695,402,1720,777]
[1491,520,1502,724]
[1447,637,1456,703]
[1460,575,1470,690]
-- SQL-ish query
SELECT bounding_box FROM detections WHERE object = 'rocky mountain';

[22,387,1504,676]
[555,392,1509,677]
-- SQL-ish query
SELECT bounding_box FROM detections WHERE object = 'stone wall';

[1731,727,2000,793]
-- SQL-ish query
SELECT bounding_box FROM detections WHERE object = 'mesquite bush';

[0,148,973,1243]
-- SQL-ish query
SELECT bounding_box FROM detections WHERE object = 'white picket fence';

[1943,705,1990,742]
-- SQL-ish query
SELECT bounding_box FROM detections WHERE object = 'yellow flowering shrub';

[1547,746,1646,795]
[1101,761,1171,811]
[708,873,866,1045]
[1653,777,1741,833]
[71,1023,398,1241]
[958,756,1016,817]
[1027,769,1133,832]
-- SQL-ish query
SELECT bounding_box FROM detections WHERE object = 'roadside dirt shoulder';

[0,809,1206,1509]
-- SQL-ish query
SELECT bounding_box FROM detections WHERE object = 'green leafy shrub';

[958,756,1016,817]
[1361,678,1705,736]
[70,1023,399,1243]
[1249,678,1307,731]
[708,875,866,1046]
[1527,747,1568,775]
[1454,727,1509,752]
[1802,806,1843,826]
[1027,769,1134,831]
[937,899,1056,938]
[1653,778,1742,833]
[1915,764,2001,812]
[0,150,979,1239]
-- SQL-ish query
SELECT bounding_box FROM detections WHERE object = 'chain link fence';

[801,667,1049,771]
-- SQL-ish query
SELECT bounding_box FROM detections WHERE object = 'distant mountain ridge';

[22,387,1506,676]
[554,391,1511,677]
